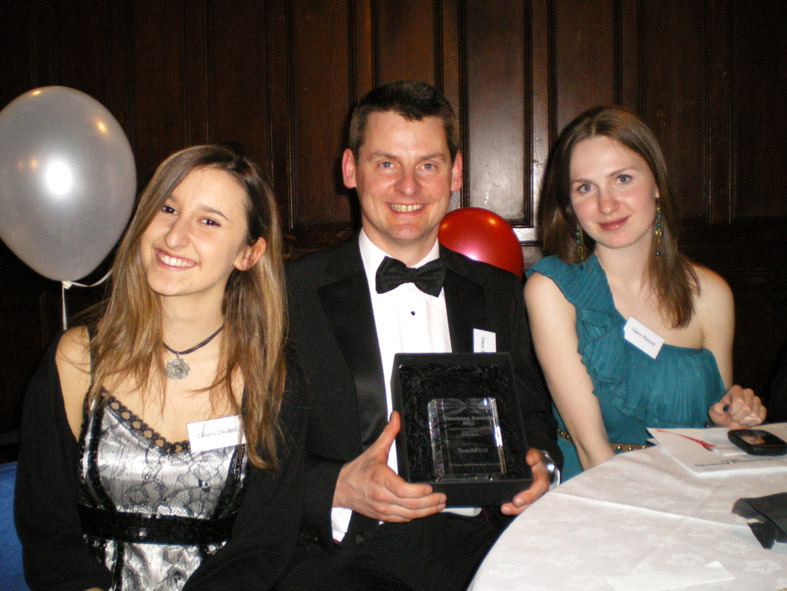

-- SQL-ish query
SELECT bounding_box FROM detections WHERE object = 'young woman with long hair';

[15,144,306,590]
[525,107,765,480]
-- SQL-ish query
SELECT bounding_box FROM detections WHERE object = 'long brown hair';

[88,144,287,469]
[539,106,698,327]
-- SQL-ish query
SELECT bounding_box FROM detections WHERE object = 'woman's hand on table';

[500,448,550,516]
[708,384,766,428]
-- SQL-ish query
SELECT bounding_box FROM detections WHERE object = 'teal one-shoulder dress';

[526,255,725,480]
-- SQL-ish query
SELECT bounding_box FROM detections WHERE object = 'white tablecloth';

[469,425,787,591]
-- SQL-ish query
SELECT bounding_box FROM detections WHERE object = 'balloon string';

[60,270,112,330]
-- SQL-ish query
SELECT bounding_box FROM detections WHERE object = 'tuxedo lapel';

[318,242,388,448]
[442,249,487,353]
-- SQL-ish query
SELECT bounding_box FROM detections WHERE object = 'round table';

[469,424,787,591]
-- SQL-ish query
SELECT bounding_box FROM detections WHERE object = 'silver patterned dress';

[77,396,246,591]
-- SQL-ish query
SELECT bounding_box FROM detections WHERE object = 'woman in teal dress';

[524,107,766,480]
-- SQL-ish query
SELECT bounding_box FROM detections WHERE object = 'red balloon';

[438,207,524,278]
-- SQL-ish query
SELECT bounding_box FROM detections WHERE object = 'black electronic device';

[727,429,787,456]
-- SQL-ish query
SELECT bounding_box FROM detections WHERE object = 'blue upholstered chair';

[0,461,30,591]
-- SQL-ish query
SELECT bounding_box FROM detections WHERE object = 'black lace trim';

[105,397,191,454]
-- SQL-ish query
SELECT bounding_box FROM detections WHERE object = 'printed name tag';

[187,415,246,453]
[623,317,664,359]
[473,328,497,353]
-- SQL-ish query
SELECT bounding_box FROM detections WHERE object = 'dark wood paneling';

[2,0,786,457]
[0,2,36,108]
[268,0,294,235]
[52,0,112,104]
[732,0,787,219]
[618,0,640,111]
[290,0,353,231]
[465,0,528,220]
[184,0,209,146]
[210,1,273,170]
[553,0,617,131]
[640,0,708,222]
[439,0,460,121]
[352,0,374,96]
[374,0,436,85]
[707,0,732,225]
[527,0,551,261]
[129,0,188,176]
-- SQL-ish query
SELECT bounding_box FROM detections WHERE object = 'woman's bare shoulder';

[55,326,90,368]
[524,272,577,340]
[691,262,734,314]
[525,269,559,299]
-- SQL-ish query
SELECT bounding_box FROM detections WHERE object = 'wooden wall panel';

[527,0,551,257]
[439,0,460,118]
[128,0,188,177]
[0,2,36,108]
[732,0,787,219]
[707,0,731,225]
[464,0,528,220]
[374,0,436,85]
[618,1,640,111]
[210,1,274,171]
[268,1,295,234]
[351,0,374,96]
[289,0,353,232]
[640,0,708,222]
[1,0,786,453]
[51,1,112,104]
[552,0,617,131]
[184,0,209,146]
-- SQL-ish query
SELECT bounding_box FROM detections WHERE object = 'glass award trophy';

[428,397,506,481]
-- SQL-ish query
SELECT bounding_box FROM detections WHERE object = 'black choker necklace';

[163,324,224,380]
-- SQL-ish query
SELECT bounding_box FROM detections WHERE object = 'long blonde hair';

[87,144,287,469]
[539,106,698,327]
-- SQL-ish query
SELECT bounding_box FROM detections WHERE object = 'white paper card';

[473,329,496,353]
[187,415,246,453]
[623,317,664,359]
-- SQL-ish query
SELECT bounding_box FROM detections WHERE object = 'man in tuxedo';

[283,80,560,590]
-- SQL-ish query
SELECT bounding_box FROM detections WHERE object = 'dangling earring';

[654,198,663,257]
[575,224,588,262]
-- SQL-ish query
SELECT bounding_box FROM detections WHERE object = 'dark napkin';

[732,492,787,549]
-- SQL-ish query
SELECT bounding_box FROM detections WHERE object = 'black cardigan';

[14,334,307,591]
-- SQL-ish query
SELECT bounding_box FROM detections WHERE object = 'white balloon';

[0,86,136,281]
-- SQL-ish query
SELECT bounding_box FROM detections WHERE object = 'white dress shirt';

[331,232,453,541]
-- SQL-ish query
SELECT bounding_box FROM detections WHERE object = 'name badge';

[623,317,664,359]
[473,328,497,353]
[187,415,246,453]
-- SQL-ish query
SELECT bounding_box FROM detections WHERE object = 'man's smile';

[389,203,425,213]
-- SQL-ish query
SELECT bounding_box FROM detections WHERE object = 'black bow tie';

[375,256,446,297]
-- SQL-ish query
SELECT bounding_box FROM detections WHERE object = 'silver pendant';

[165,357,190,380]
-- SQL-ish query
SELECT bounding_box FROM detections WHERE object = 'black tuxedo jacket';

[286,238,559,548]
